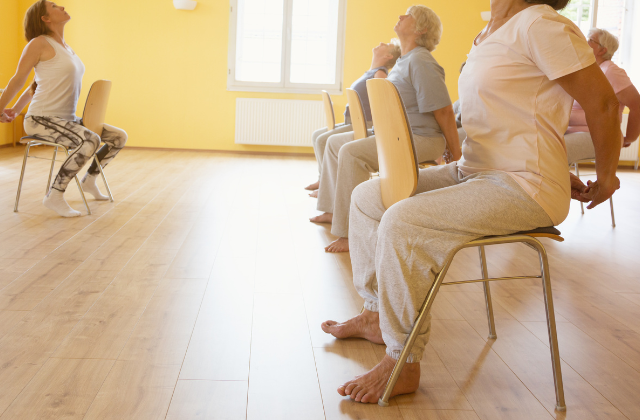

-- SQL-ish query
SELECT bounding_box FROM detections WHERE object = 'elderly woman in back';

[566,28,640,164]
[305,41,402,194]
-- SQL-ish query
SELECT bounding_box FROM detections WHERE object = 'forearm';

[0,75,30,111]
[585,100,621,182]
[433,105,461,160]
[625,107,640,144]
[11,88,34,115]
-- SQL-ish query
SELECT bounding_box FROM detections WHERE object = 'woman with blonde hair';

[311,5,460,253]
[0,0,127,217]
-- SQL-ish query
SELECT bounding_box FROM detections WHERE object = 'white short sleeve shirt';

[457,5,595,225]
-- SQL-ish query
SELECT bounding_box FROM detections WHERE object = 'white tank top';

[27,36,85,122]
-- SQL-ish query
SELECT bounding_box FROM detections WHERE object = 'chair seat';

[484,226,563,242]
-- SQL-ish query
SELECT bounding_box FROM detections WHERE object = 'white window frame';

[227,0,347,95]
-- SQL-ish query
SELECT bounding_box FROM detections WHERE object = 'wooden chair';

[321,90,335,131]
[367,79,566,412]
[14,80,115,215]
[346,88,368,141]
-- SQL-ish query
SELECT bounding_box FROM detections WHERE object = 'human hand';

[623,137,636,148]
[569,173,590,202]
[442,147,453,164]
[581,177,620,209]
[0,109,16,123]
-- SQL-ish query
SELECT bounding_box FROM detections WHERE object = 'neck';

[370,58,387,70]
[595,56,607,65]
[398,37,419,56]
[47,24,65,44]
[490,0,530,22]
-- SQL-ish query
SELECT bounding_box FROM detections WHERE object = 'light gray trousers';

[350,163,553,362]
[317,133,445,238]
[311,124,353,176]
[565,132,595,165]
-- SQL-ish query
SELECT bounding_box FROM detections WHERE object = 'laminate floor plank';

[165,380,249,420]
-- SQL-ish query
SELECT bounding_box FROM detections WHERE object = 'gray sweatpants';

[317,133,446,238]
[311,124,353,176]
[565,132,595,165]
[350,163,553,362]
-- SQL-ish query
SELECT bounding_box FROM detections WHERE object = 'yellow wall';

[0,0,20,146]
[11,0,487,153]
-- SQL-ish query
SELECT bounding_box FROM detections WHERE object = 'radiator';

[235,98,325,147]
[620,113,639,166]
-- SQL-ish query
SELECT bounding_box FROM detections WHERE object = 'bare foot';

[325,237,348,253]
[310,212,333,224]
[309,190,318,198]
[338,355,420,403]
[321,309,384,344]
[305,181,319,191]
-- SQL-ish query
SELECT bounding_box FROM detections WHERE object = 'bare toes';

[355,388,367,402]
[344,382,358,396]
[350,386,363,400]
[321,320,337,333]
[337,385,347,396]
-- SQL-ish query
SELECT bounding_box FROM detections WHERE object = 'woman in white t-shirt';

[0,1,127,218]
[321,0,622,404]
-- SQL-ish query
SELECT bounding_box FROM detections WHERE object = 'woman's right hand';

[0,109,16,123]
[581,177,620,209]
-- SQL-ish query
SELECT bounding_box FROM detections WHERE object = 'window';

[228,0,346,94]
[559,0,632,66]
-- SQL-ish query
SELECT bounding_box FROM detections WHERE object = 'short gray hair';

[407,5,443,52]
[588,28,619,60]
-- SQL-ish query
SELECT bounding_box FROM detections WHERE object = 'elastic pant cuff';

[386,349,422,363]
[364,301,379,312]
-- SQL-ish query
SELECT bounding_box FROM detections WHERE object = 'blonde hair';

[407,5,442,52]
[385,39,402,69]
[588,28,619,60]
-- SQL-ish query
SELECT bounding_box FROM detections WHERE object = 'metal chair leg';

[94,154,114,202]
[479,246,497,339]
[378,258,454,407]
[609,196,615,228]
[532,240,566,412]
[14,143,32,212]
[47,146,58,194]
[66,149,92,215]
[574,163,584,215]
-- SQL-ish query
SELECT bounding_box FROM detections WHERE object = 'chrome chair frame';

[573,161,615,227]
[14,137,114,215]
[378,231,566,412]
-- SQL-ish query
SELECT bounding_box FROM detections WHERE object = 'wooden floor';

[0,145,639,420]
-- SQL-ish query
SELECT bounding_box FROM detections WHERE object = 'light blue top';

[344,66,388,124]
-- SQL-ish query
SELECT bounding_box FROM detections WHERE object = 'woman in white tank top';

[0,1,127,218]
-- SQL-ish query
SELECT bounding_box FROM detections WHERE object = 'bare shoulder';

[25,36,55,60]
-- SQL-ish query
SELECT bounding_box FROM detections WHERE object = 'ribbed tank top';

[27,36,85,122]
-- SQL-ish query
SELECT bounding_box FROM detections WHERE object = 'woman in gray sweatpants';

[322,1,622,405]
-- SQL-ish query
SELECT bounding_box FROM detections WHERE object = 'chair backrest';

[366,78,419,209]
[346,88,368,141]
[81,80,112,137]
[321,90,336,131]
